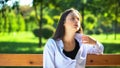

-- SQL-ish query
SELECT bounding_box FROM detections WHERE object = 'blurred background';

[0,0,120,68]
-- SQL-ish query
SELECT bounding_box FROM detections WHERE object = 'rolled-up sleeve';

[87,41,104,54]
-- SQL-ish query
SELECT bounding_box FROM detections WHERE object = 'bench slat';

[0,54,43,66]
[0,54,120,66]
[86,54,120,66]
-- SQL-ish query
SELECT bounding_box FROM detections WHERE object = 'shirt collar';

[57,33,82,49]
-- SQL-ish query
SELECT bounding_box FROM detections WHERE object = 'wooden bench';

[0,54,120,67]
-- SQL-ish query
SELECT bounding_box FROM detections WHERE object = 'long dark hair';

[53,8,83,40]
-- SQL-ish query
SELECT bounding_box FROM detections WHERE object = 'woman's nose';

[74,18,79,23]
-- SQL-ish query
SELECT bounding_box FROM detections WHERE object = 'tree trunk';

[81,3,85,31]
[39,0,43,47]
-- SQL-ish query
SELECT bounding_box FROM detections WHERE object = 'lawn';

[0,32,44,54]
[90,34,120,44]
[0,32,120,68]
[0,32,120,54]
[90,34,120,54]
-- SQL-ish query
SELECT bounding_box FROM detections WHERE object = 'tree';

[84,0,120,39]
[33,0,44,47]
[0,0,9,32]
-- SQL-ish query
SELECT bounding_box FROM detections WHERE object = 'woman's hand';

[81,35,96,45]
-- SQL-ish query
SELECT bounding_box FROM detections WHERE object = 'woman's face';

[64,11,81,33]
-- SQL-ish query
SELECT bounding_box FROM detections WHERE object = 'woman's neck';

[62,32,76,52]
[63,32,75,42]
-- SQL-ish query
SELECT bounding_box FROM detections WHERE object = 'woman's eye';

[71,17,75,20]
[71,17,79,21]
[77,18,79,20]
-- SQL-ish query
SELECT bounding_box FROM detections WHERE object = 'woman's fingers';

[81,35,89,43]
[81,35,96,45]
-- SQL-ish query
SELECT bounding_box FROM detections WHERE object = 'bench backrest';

[0,54,120,66]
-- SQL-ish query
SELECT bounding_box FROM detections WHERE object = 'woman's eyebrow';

[72,13,79,17]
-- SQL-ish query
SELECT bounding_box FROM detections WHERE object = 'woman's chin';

[74,27,79,31]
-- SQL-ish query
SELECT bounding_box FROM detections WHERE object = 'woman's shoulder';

[44,38,59,55]
[47,38,54,42]
[44,38,57,51]
[45,38,56,45]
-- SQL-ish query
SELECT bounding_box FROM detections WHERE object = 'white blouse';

[43,34,104,68]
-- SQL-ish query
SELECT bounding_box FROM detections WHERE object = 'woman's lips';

[74,24,78,27]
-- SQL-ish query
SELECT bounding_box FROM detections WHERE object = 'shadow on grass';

[103,43,120,54]
[0,42,43,54]
[0,42,120,54]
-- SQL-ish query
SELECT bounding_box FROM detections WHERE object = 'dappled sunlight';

[0,46,9,51]
[90,34,120,44]
[16,47,29,52]
[0,32,120,54]
[0,32,39,43]
[0,42,42,54]
[0,32,45,54]
[103,43,120,54]
[34,47,44,54]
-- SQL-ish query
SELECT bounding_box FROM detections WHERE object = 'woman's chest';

[54,50,76,68]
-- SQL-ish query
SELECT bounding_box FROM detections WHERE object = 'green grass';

[90,34,120,44]
[0,42,43,54]
[0,32,44,54]
[0,32,38,43]
[90,34,120,54]
[0,32,120,68]
[0,32,120,54]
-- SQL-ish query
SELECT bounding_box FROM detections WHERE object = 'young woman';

[43,8,104,68]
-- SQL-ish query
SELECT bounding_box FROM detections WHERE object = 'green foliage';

[94,28,103,34]
[18,14,25,31]
[25,12,38,31]
[0,13,4,32]
[42,25,55,39]
[0,9,26,32]
[32,25,55,39]
[0,0,120,34]
[32,28,40,37]
[84,14,97,34]
[43,14,54,25]
[8,10,18,32]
